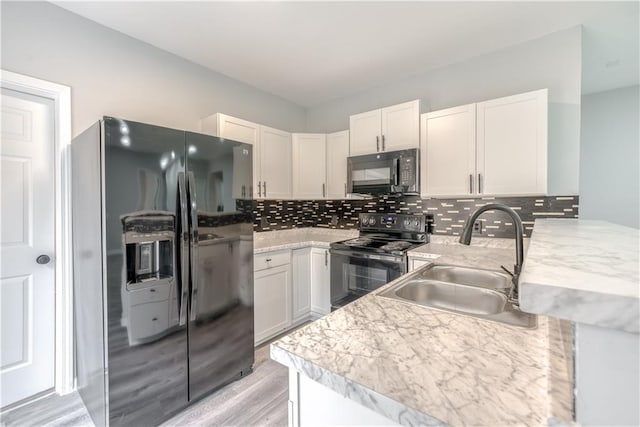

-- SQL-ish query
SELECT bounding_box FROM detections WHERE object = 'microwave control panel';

[399,156,416,186]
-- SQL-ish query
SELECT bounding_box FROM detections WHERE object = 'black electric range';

[329,213,431,310]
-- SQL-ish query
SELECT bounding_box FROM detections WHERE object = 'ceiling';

[53,1,639,107]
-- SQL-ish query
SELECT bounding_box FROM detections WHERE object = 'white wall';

[0,1,307,136]
[579,85,640,228]
[306,26,583,196]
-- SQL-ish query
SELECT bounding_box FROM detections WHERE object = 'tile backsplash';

[248,195,578,238]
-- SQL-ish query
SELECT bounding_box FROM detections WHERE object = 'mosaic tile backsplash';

[249,195,579,238]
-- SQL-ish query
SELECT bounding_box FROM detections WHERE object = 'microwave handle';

[394,158,400,186]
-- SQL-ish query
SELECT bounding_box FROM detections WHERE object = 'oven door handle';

[329,249,401,263]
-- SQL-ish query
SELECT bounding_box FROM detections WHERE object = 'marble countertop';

[253,227,357,253]
[271,240,573,426]
[519,219,640,334]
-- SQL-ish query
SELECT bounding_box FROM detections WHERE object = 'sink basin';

[394,280,507,315]
[417,264,511,290]
[378,264,536,329]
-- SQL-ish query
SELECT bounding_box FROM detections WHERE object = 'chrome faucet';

[458,203,524,301]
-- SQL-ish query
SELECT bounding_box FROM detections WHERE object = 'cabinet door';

[349,109,381,156]
[381,100,420,152]
[292,134,327,199]
[292,248,311,323]
[203,114,261,199]
[476,89,548,195]
[326,130,350,199]
[254,264,291,345]
[310,248,331,315]
[421,105,476,197]
[260,126,292,199]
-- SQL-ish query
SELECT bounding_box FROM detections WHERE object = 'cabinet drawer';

[128,301,170,342]
[128,283,171,306]
[254,250,291,271]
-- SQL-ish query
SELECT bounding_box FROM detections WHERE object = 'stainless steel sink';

[417,264,511,290]
[378,264,536,328]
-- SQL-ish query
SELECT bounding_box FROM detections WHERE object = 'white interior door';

[1,87,55,408]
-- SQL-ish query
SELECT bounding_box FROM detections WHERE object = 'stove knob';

[403,219,411,227]
[369,217,376,226]
[413,219,420,227]
[361,216,368,225]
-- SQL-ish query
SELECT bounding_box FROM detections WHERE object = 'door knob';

[36,255,51,265]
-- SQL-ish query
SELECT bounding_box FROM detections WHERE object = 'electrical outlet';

[330,215,339,226]
[260,217,269,228]
[473,220,483,234]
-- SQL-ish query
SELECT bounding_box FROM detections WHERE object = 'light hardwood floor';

[0,343,288,427]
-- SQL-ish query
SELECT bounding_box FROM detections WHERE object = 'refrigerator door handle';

[177,172,189,326]
[187,171,199,321]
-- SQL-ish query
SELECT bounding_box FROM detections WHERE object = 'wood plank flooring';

[0,344,288,427]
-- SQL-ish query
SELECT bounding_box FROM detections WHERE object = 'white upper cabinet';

[260,126,292,199]
[201,114,259,199]
[349,109,382,156]
[200,113,291,199]
[349,100,420,156]
[421,89,548,197]
[422,104,476,196]
[476,89,548,195]
[292,133,327,199]
[326,130,350,199]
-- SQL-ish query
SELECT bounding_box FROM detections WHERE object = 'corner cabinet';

[326,130,350,199]
[421,89,548,197]
[292,134,327,199]
[349,100,420,156]
[254,250,292,345]
[200,113,291,199]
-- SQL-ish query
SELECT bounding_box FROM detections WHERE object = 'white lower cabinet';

[292,248,312,323]
[254,250,292,346]
[310,248,331,316]
[408,257,432,272]
[254,246,332,345]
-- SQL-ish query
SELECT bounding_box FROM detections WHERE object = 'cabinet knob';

[152,317,158,321]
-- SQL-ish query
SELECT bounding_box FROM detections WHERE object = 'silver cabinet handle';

[478,173,482,194]
[324,250,328,266]
[36,254,51,265]
[376,135,380,152]
[469,174,473,194]
[249,185,253,199]
[344,183,347,198]
[264,181,267,198]
[382,134,385,151]
[266,258,272,262]
[241,185,245,198]
[258,181,262,197]
[322,183,326,198]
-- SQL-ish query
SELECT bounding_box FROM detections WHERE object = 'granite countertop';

[519,218,640,334]
[271,240,573,426]
[253,227,357,253]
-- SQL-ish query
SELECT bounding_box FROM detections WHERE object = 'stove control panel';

[359,213,428,233]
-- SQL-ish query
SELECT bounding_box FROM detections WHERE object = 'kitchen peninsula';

[271,239,574,426]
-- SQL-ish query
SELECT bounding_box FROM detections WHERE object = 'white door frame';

[1,70,74,396]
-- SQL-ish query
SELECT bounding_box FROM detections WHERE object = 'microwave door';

[349,160,393,195]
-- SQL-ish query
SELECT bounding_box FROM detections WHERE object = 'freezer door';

[185,132,254,401]
[102,117,188,425]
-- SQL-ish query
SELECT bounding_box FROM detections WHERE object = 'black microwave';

[347,148,419,195]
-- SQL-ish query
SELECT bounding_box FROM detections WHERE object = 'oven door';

[330,249,406,310]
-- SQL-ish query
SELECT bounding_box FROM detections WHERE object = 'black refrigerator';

[72,117,254,426]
